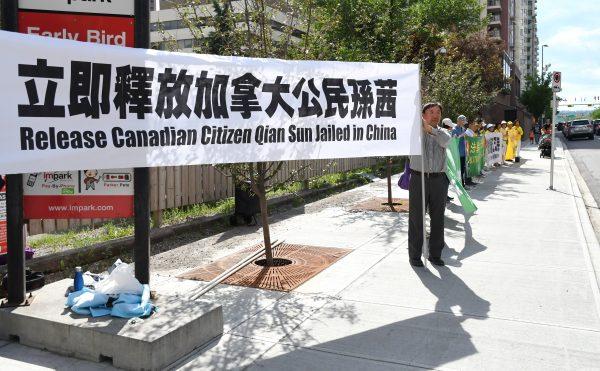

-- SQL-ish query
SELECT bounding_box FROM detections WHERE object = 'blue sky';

[538,0,599,110]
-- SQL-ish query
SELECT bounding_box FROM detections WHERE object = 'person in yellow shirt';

[514,120,524,160]
[505,121,518,161]
[499,121,508,163]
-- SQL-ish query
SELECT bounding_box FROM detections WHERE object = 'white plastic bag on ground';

[95,261,143,295]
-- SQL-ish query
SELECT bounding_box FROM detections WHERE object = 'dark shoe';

[410,259,424,267]
[446,196,454,201]
[466,181,477,186]
[428,257,445,266]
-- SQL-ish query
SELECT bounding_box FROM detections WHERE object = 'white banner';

[0,31,421,174]
[485,132,503,166]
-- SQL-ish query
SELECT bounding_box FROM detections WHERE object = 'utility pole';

[550,71,561,190]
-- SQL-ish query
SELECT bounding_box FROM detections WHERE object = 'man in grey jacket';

[408,102,451,267]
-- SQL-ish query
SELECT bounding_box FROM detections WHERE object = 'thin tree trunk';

[256,163,273,266]
[303,0,313,55]
[243,0,252,50]
[387,157,394,210]
[259,0,268,56]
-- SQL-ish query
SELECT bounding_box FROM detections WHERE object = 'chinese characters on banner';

[0,31,421,175]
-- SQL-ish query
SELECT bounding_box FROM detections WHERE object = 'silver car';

[565,119,594,140]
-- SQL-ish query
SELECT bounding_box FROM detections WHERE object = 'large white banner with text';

[0,31,421,174]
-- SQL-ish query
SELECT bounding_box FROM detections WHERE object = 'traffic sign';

[552,71,562,92]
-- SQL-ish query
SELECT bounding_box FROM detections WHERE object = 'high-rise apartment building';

[482,0,538,88]
[480,0,538,126]
[514,0,539,80]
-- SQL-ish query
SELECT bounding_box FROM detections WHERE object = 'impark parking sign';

[13,1,136,219]
[0,31,421,174]
[23,170,134,219]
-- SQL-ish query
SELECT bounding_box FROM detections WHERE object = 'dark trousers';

[460,156,471,186]
[408,172,449,260]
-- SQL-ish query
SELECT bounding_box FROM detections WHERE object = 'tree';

[445,33,505,96]
[520,73,553,119]
[592,107,600,120]
[206,0,245,55]
[303,0,486,211]
[424,58,493,125]
[166,0,310,266]
[219,162,305,266]
[303,0,484,66]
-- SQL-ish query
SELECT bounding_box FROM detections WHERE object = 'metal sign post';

[1,0,28,307]
[550,71,561,191]
[133,0,151,285]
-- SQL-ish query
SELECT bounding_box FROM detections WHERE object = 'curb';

[0,178,369,279]
[557,138,600,315]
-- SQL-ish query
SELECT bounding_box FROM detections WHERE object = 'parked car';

[565,119,594,140]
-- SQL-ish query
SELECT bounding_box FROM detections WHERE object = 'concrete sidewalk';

[2,141,600,370]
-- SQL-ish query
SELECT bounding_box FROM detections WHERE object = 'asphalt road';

[561,133,600,206]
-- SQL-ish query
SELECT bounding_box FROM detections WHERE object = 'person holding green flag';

[446,139,478,215]
[408,102,451,267]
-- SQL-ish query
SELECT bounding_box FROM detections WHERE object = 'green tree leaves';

[520,73,553,119]
[424,59,493,121]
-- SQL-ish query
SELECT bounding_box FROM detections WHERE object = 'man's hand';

[423,122,434,135]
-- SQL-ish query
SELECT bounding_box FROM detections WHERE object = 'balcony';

[489,29,502,39]
[488,0,501,12]
[489,14,502,27]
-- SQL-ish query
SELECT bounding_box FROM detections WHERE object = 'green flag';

[466,136,485,178]
[446,138,477,214]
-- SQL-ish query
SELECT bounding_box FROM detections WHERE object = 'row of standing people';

[408,103,527,268]
[444,116,524,188]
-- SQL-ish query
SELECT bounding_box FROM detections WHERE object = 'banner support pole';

[133,0,151,284]
[1,0,28,307]
[5,174,26,305]
[418,66,428,265]
[549,92,557,190]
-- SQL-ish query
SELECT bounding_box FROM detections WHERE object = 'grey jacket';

[409,127,451,173]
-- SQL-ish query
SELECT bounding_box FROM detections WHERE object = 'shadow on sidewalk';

[245,266,490,370]
[169,287,359,370]
[442,213,488,267]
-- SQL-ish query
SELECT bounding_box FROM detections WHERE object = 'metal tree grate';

[350,197,410,213]
[179,243,351,292]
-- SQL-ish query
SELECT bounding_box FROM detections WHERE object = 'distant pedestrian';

[409,102,451,267]
[534,121,542,144]
[529,129,534,144]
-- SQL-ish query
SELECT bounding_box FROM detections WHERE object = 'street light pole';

[541,44,548,79]
[541,44,549,126]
